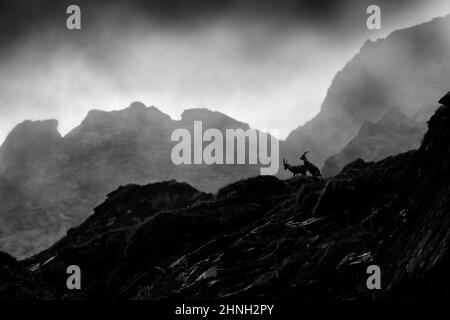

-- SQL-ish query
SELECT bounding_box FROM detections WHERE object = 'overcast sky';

[1,0,450,143]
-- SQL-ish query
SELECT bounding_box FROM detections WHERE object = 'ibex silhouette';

[283,158,307,177]
[299,151,321,177]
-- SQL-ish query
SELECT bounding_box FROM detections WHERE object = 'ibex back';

[299,151,321,177]
[283,159,307,177]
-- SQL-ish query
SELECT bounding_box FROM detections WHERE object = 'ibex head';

[283,158,288,170]
[299,151,310,161]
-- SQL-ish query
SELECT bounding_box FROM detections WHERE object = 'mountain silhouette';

[1,93,450,300]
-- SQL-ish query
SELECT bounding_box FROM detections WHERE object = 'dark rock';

[0,251,17,267]
[313,178,357,217]
[216,176,288,205]
[438,91,450,107]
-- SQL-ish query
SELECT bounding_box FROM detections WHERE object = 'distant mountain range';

[1,15,450,259]
[0,104,265,258]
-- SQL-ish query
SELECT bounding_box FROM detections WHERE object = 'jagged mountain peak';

[2,119,60,143]
[0,119,61,154]
[357,108,410,135]
[65,103,172,139]
[128,101,147,110]
[0,119,62,179]
[378,107,407,122]
[80,102,171,126]
[181,108,250,129]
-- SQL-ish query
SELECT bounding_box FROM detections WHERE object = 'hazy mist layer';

[1,0,450,142]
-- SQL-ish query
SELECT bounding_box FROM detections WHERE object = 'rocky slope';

[1,93,450,300]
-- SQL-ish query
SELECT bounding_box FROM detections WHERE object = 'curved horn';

[300,151,310,158]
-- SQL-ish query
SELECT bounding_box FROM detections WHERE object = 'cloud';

[1,0,450,143]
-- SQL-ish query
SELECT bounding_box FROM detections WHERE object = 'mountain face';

[0,120,62,181]
[284,15,450,168]
[0,120,65,259]
[0,104,269,259]
[2,94,450,300]
[321,109,426,177]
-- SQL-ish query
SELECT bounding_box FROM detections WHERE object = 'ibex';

[283,159,307,177]
[299,151,321,177]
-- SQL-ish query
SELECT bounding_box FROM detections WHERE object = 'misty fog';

[1,0,450,142]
